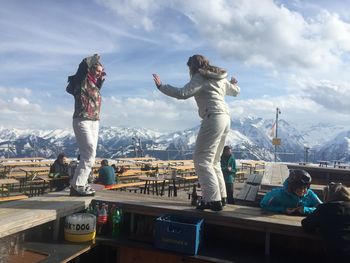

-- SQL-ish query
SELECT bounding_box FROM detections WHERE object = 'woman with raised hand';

[67,54,106,196]
[153,54,240,211]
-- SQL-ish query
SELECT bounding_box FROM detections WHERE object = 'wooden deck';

[1,190,323,257]
[0,190,94,239]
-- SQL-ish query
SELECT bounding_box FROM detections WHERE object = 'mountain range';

[0,117,349,162]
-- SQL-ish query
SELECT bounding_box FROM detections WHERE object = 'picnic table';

[20,166,51,181]
[0,157,44,163]
[139,174,180,197]
[317,160,330,167]
[0,160,52,176]
[0,178,19,197]
[115,157,156,164]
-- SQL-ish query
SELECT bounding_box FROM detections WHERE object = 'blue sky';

[1,0,350,131]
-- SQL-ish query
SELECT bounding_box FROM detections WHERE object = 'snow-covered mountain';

[300,123,350,148]
[0,117,349,162]
[316,131,350,162]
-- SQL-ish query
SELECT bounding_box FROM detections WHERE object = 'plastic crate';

[155,214,204,255]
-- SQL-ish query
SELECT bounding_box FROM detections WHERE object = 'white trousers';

[193,114,231,202]
[71,119,99,187]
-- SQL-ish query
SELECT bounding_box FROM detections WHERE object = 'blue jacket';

[97,166,116,186]
[260,180,322,215]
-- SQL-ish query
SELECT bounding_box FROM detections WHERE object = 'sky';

[1,0,350,132]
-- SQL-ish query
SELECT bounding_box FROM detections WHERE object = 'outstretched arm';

[152,73,203,100]
[225,76,240,96]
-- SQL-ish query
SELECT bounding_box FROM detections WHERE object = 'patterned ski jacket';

[66,54,105,121]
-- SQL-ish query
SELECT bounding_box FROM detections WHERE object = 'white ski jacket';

[158,68,240,119]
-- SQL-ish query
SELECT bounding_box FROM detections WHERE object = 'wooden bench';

[0,191,94,240]
[253,169,265,174]
[318,161,329,167]
[180,175,198,190]
[0,178,19,197]
[0,194,28,202]
[104,182,146,191]
[93,190,323,257]
[236,173,264,206]
[235,171,245,182]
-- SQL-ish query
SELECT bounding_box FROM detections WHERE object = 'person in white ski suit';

[153,54,240,211]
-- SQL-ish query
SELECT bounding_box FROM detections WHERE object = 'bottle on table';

[191,184,198,206]
[97,203,108,235]
[112,208,122,237]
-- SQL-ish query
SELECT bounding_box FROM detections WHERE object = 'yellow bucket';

[64,213,96,242]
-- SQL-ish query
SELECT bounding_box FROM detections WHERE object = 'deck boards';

[0,188,320,242]
[0,191,94,238]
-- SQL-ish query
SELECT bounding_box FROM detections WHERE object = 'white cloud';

[175,0,350,71]
[0,87,32,96]
[95,0,163,31]
[293,78,350,114]
[229,93,350,128]
[0,97,41,111]
[101,95,198,131]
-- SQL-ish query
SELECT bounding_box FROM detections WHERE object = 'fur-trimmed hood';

[198,68,228,80]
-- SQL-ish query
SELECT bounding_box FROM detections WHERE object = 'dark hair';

[223,146,232,152]
[287,169,311,193]
[187,54,222,77]
[101,159,109,166]
[323,182,350,202]
[57,153,66,160]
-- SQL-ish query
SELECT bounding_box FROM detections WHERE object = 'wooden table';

[0,178,19,197]
[93,191,322,257]
[139,175,180,197]
[0,190,323,258]
[0,157,44,163]
[1,161,52,176]
[116,157,156,164]
[0,191,94,239]
[317,160,330,167]
[20,166,51,181]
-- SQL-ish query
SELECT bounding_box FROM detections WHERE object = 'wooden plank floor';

[0,190,94,238]
[261,162,289,185]
[94,190,319,239]
[0,188,320,241]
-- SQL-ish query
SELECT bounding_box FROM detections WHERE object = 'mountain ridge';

[0,118,349,162]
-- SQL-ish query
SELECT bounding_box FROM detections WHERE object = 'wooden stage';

[0,188,325,262]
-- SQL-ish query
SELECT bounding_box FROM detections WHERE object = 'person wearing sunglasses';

[260,169,322,215]
[302,182,350,262]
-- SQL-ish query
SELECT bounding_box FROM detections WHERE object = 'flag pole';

[274,107,281,162]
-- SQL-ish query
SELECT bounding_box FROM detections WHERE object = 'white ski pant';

[193,113,231,202]
[71,119,99,187]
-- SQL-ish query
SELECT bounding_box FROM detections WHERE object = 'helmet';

[288,169,311,192]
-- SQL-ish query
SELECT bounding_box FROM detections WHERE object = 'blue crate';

[155,214,204,255]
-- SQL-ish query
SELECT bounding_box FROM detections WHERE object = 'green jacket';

[220,155,237,183]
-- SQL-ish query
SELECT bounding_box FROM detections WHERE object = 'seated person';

[50,153,69,176]
[49,153,69,190]
[302,183,350,262]
[260,169,322,215]
[96,159,117,186]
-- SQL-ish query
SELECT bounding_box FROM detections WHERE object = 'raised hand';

[152,73,162,88]
[230,76,238,85]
